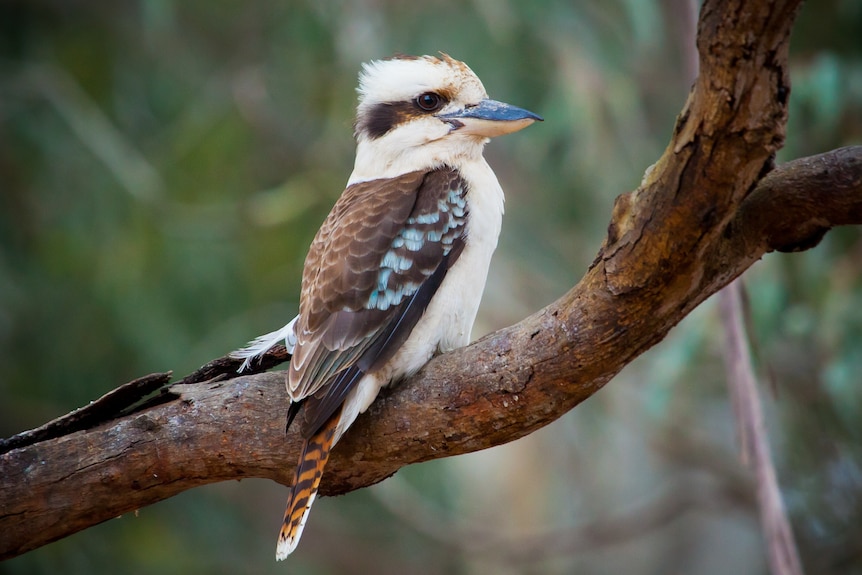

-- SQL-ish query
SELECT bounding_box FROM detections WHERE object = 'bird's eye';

[415,92,443,112]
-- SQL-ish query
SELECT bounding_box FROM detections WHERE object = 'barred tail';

[275,409,340,560]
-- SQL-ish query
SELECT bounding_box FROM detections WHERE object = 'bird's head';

[350,54,541,181]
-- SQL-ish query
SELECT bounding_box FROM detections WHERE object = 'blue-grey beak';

[441,99,543,122]
[438,99,543,138]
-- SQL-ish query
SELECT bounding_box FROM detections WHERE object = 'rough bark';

[3,0,861,561]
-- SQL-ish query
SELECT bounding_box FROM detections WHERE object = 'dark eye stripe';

[356,101,414,139]
[356,93,449,140]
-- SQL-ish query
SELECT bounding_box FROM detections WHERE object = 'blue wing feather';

[291,168,468,438]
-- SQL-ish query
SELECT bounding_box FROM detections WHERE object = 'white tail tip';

[275,492,315,560]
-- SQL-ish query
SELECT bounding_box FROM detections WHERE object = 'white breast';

[404,158,503,357]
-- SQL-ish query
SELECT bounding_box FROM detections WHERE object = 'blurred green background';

[2,1,861,573]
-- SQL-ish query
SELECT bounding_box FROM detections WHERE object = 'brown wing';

[289,168,468,437]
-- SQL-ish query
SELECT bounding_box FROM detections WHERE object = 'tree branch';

[721,282,804,575]
[3,0,860,561]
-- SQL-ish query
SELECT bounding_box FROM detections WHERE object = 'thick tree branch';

[3,0,860,561]
[4,144,859,558]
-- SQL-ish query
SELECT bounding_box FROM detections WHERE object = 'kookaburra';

[232,53,541,560]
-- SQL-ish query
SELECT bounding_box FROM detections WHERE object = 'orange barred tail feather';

[275,408,341,560]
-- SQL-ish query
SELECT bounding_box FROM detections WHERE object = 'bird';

[231,53,541,560]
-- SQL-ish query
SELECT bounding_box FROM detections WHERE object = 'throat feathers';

[231,53,541,560]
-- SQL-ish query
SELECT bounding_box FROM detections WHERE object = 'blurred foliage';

[1,0,861,574]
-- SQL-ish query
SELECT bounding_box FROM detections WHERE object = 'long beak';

[438,99,543,138]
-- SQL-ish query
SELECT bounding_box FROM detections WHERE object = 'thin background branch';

[720,281,805,575]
